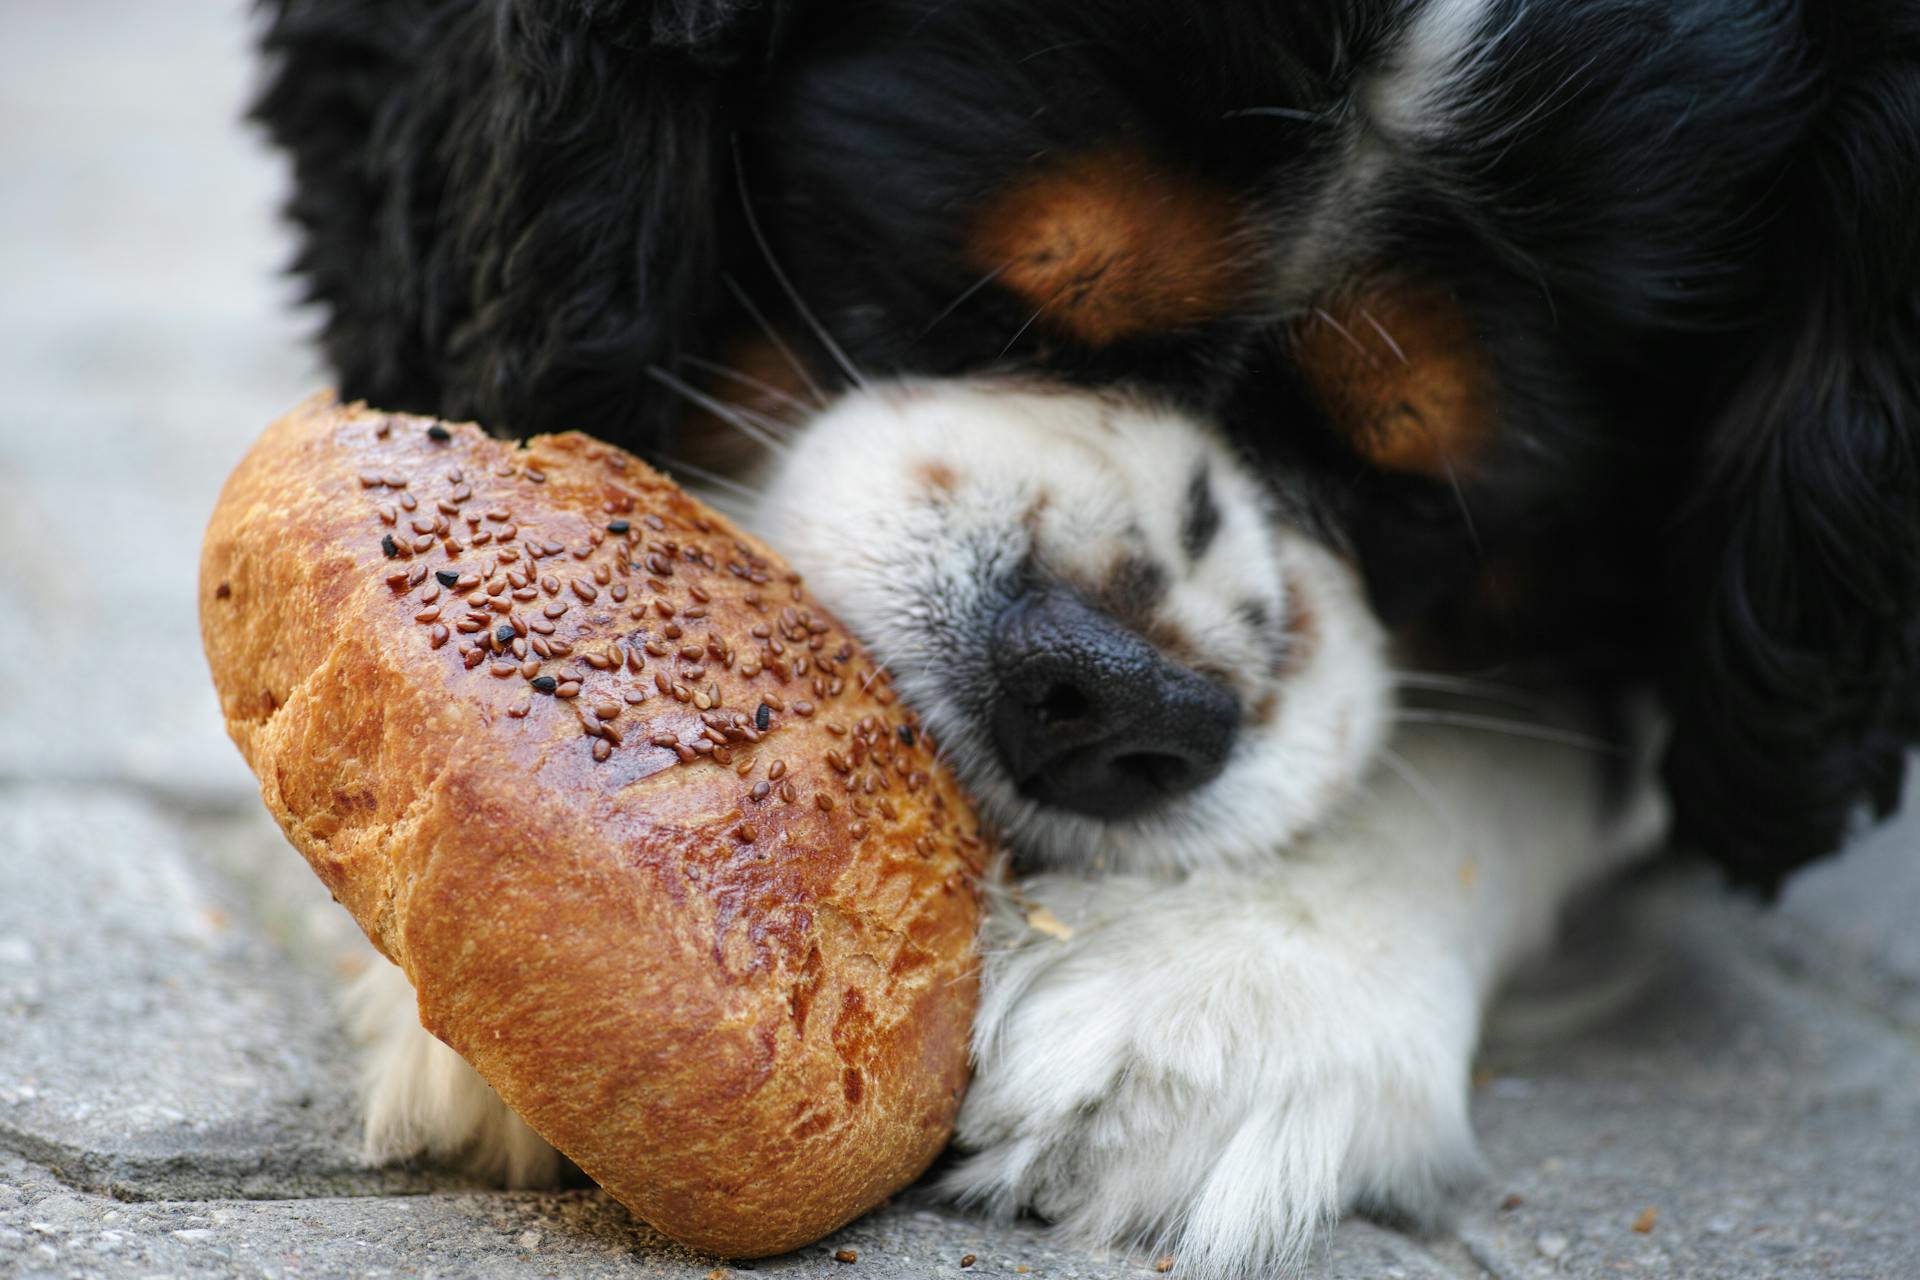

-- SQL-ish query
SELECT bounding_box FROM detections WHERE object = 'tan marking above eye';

[1288,279,1497,477]
[968,147,1253,348]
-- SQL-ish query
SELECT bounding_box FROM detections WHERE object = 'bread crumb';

[1026,905,1073,940]
[1632,1206,1658,1234]
[1155,1256,1176,1273]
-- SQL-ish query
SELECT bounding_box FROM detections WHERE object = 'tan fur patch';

[970,147,1252,347]
[1289,279,1497,477]
[912,459,960,496]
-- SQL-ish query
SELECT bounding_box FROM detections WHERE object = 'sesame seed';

[531,675,558,693]
[415,607,441,623]
[592,738,612,762]
[427,424,451,442]
[555,681,581,698]
[751,782,770,801]
[572,580,598,602]
[430,625,449,648]
[735,825,756,843]
[898,725,916,746]
[508,695,531,718]
[756,703,772,731]
[593,700,620,720]
[543,601,569,619]
[815,794,834,812]
[608,520,630,534]
[381,534,401,558]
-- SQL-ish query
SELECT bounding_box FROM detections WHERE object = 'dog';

[255,0,1919,1273]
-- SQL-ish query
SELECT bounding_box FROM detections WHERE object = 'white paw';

[345,957,565,1188]
[944,874,1484,1278]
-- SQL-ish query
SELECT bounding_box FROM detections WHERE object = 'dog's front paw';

[346,957,565,1188]
[945,875,1483,1278]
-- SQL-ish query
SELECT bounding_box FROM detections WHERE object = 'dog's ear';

[255,0,800,453]
[1662,27,1920,893]
[438,0,802,450]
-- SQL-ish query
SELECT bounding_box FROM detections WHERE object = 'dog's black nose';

[989,587,1240,819]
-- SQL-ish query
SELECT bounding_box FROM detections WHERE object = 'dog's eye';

[968,146,1254,349]
[1287,278,1497,479]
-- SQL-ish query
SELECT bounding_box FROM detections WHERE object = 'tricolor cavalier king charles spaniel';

[255,0,1919,1273]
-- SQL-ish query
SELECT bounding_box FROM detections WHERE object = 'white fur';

[348,959,562,1188]
[755,382,1392,876]
[1365,0,1502,143]
[350,376,1667,1277]
[946,719,1661,1279]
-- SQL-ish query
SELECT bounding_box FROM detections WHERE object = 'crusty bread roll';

[200,393,987,1256]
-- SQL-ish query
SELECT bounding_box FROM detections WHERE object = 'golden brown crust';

[199,393,986,1256]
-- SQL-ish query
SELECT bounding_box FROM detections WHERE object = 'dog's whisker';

[1356,307,1409,365]
[1312,307,1378,366]
[678,353,818,421]
[1392,671,1551,711]
[1393,709,1623,755]
[915,262,1009,344]
[653,453,765,505]
[730,137,871,393]
[647,365,792,457]
[722,274,830,410]
[997,302,1048,363]
[1376,746,1454,828]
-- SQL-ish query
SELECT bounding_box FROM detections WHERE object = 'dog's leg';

[946,717,1665,1279]
[345,958,565,1187]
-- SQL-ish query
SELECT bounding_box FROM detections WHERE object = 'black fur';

[252,0,1919,890]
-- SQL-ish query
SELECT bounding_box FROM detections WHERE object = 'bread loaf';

[199,393,987,1256]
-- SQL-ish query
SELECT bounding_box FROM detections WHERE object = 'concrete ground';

[2,4,1916,1277]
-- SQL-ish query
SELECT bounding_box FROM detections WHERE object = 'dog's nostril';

[1031,684,1092,726]
[990,586,1241,820]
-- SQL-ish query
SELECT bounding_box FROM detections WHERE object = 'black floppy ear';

[1662,21,1920,893]
[254,0,799,452]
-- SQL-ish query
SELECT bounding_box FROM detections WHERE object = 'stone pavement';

[2,4,1917,1278]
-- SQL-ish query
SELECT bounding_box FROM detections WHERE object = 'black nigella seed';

[531,675,558,693]
[495,625,515,644]
[381,533,400,559]
[607,520,630,534]
[756,702,771,731]
[898,725,916,746]
[435,569,460,587]
[426,425,451,442]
